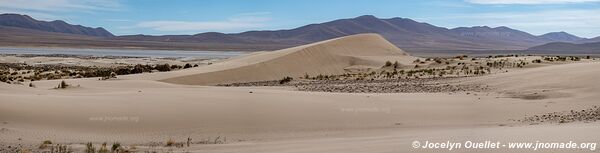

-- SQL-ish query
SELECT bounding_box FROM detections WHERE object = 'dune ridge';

[155,33,415,85]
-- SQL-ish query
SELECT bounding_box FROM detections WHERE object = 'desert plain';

[1,34,600,153]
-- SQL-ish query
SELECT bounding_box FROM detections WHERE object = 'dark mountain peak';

[473,26,490,29]
[386,17,420,23]
[0,13,33,19]
[354,15,378,19]
[556,31,568,34]
[195,32,225,36]
[493,26,512,30]
[0,13,114,37]
[539,31,583,42]
[49,20,68,24]
[541,31,580,38]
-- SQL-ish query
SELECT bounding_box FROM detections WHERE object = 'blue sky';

[1,0,600,38]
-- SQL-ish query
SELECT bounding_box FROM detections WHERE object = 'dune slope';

[151,33,414,85]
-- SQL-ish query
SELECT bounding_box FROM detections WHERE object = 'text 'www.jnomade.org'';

[411,140,597,151]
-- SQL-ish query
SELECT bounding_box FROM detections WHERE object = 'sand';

[122,33,417,85]
[1,34,600,153]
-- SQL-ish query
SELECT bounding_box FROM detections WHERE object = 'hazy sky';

[1,0,600,38]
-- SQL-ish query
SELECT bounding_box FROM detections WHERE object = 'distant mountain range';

[528,42,600,54]
[0,14,113,37]
[538,32,584,42]
[1,13,599,53]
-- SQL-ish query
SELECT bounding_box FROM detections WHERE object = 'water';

[0,47,247,58]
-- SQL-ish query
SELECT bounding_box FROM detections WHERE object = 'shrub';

[39,140,53,149]
[166,139,175,147]
[98,142,108,153]
[183,63,192,69]
[57,80,68,89]
[111,142,121,152]
[85,142,95,153]
[131,64,151,74]
[383,61,392,67]
[279,76,293,84]
[434,58,443,64]
[154,64,171,72]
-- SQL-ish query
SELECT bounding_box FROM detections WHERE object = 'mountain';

[539,32,584,42]
[0,25,273,50]
[0,14,114,37]
[577,36,600,44]
[449,26,547,49]
[115,15,561,51]
[528,42,600,54]
[2,13,599,52]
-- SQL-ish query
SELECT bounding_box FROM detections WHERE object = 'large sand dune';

[127,33,416,85]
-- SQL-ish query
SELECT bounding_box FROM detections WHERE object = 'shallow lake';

[0,47,247,58]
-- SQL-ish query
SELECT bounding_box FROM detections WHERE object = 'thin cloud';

[0,8,61,20]
[466,0,600,4]
[0,0,122,12]
[105,19,131,22]
[137,21,266,32]
[421,9,600,37]
[136,13,272,33]
[0,0,123,20]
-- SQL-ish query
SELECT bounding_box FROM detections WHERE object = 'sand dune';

[125,33,416,85]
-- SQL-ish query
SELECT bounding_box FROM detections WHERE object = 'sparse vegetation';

[383,61,392,67]
[279,76,293,84]
[183,63,192,69]
[111,142,121,152]
[98,142,108,153]
[166,139,175,147]
[85,142,95,153]
[0,62,202,84]
[154,64,171,72]
[39,140,53,149]
[57,80,68,89]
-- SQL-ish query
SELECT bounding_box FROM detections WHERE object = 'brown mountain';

[0,14,114,37]
[2,14,599,52]
[115,15,569,51]
[577,36,600,44]
[528,42,600,54]
[0,25,281,50]
[539,32,584,42]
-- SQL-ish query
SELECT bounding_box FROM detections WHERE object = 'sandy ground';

[1,34,599,152]
[1,62,599,152]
